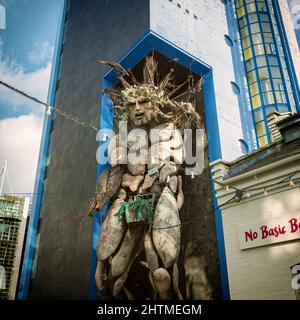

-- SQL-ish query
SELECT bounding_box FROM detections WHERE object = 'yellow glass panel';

[241,26,249,38]
[258,136,268,147]
[256,122,266,136]
[237,6,245,18]
[247,70,257,84]
[242,37,251,49]
[252,95,262,109]
[236,0,243,8]
[258,67,269,80]
[250,82,259,96]
[244,47,253,61]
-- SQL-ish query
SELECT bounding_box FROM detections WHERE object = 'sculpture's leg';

[112,237,144,298]
[173,262,183,300]
[153,268,171,300]
[110,225,144,278]
[95,260,105,291]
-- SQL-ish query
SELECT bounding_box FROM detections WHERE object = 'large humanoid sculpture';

[89,55,212,300]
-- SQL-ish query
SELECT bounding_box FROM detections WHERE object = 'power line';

[0,79,99,132]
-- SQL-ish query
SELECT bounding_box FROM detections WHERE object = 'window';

[261,23,271,33]
[224,35,234,47]
[250,82,259,96]
[239,16,247,28]
[256,55,267,67]
[237,6,245,18]
[268,56,279,66]
[247,70,257,84]
[246,3,256,13]
[254,108,264,122]
[275,91,287,104]
[245,58,255,72]
[273,78,283,91]
[277,104,289,113]
[244,47,253,60]
[231,82,241,95]
[238,139,250,154]
[250,23,260,34]
[265,106,276,115]
[256,122,266,136]
[262,91,275,105]
[259,13,269,22]
[252,94,262,108]
[264,33,274,44]
[236,0,243,8]
[252,33,262,45]
[266,43,276,54]
[258,67,269,80]
[271,67,281,78]
[258,135,268,146]
[257,2,267,12]
[254,44,265,56]
[248,13,258,23]
[241,26,249,39]
[242,36,251,49]
[261,79,272,92]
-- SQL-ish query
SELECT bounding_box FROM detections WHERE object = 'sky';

[0,0,299,199]
[0,0,61,196]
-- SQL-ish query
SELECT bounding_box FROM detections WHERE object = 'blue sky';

[0,0,299,196]
[0,0,61,195]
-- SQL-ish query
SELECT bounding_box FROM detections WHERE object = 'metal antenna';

[0,160,7,195]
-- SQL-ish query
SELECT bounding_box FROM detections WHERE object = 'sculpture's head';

[121,85,162,126]
[100,55,203,129]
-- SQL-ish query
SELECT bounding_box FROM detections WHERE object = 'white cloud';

[0,37,52,111]
[0,114,43,194]
[0,36,52,198]
[27,41,54,66]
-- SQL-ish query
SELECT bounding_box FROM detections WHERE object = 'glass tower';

[234,0,298,147]
[0,195,28,300]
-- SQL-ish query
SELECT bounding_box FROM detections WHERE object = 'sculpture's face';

[127,98,156,126]
[122,85,160,126]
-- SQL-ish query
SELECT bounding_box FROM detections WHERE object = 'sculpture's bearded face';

[122,85,160,126]
[127,98,156,126]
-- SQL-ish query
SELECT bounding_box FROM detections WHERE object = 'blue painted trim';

[203,72,230,299]
[90,30,230,300]
[272,0,300,112]
[17,0,68,300]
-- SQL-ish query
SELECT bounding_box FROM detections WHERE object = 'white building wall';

[211,154,300,300]
[222,189,300,300]
[150,0,244,161]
